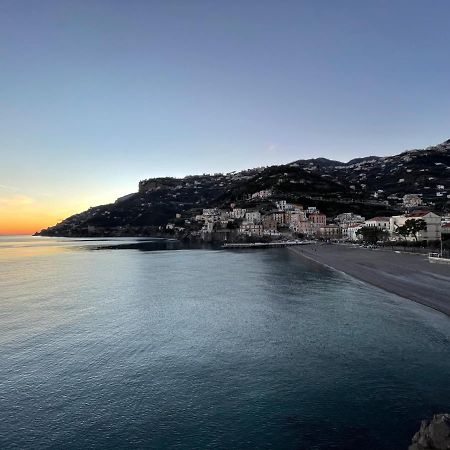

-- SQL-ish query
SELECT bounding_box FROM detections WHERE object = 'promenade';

[290,244,450,316]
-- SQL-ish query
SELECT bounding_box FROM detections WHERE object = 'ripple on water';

[0,237,449,450]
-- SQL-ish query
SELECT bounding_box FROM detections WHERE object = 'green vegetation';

[356,226,388,244]
[395,219,427,241]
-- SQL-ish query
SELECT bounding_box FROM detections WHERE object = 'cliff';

[409,414,450,450]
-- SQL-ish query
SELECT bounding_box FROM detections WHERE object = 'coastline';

[289,244,450,317]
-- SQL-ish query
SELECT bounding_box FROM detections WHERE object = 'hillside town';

[36,139,450,244]
[164,188,448,244]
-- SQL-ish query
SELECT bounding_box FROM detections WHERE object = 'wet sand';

[289,244,450,316]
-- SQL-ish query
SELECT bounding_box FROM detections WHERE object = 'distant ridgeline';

[37,139,450,237]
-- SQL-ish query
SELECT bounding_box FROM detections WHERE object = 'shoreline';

[289,244,450,317]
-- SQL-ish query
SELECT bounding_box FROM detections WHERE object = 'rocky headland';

[409,414,450,450]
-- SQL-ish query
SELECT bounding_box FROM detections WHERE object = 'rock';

[409,414,450,450]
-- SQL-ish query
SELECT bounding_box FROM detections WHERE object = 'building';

[285,210,306,224]
[286,211,308,232]
[239,222,263,236]
[335,212,365,225]
[245,211,261,223]
[441,223,450,236]
[262,215,278,233]
[248,224,263,236]
[275,200,288,211]
[219,210,230,220]
[271,212,285,224]
[390,211,441,241]
[202,221,215,233]
[343,224,363,241]
[308,212,326,226]
[230,208,246,219]
[365,216,390,230]
[318,224,341,239]
[403,194,422,209]
[251,189,272,199]
[296,220,314,236]
[202,208,219,217]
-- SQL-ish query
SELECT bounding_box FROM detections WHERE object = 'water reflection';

[1,236,450,450]
[0,236,193,256]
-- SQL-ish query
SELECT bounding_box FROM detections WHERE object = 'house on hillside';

[308,212,326,234]
[271,211,285,224]
[245,211,261,223]
[262,214,277,232]
[335,212,365,225]
[251,189,272,200]
[230,208,246,219]
[403,194,422,209]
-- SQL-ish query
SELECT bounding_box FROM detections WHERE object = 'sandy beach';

[289,244,450,317]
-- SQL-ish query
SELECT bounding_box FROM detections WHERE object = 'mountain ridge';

[36,139,450,237]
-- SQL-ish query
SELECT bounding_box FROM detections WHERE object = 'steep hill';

[37,139,450,237]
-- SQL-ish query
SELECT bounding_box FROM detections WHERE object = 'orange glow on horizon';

[0,195,85,236]
[1,222,56,236]
[0,211,71,235]
[0,189,129,236]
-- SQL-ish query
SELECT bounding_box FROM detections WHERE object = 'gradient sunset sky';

[1,0,450,234]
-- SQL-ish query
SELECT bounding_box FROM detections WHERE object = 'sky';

[1,0,450,234]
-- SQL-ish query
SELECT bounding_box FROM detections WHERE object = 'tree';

[406,218,427,241]
[396,218,427,241]
[396,224,410,240]
[356,226,388,244]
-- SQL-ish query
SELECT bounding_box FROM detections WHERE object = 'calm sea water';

[1,236,449,450]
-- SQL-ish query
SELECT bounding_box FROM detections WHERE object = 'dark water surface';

[1,236,449,449]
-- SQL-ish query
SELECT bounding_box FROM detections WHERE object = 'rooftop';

[406,210,431,218]
[367,216,391,221]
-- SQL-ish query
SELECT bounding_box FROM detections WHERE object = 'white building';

[390,211,441,241]
[202,221,215,233]
[365,216,390,230]
[275,200,288,211]
[239,222,263,236]
[343,224,363,241]
[251,189,272,199]
[229,208,246,219]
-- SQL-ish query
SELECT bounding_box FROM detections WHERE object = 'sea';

[0,235,449,450]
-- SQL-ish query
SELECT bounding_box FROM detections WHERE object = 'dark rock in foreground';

[409,414,450,450]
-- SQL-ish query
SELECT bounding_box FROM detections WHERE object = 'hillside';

[36,139,450,237]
